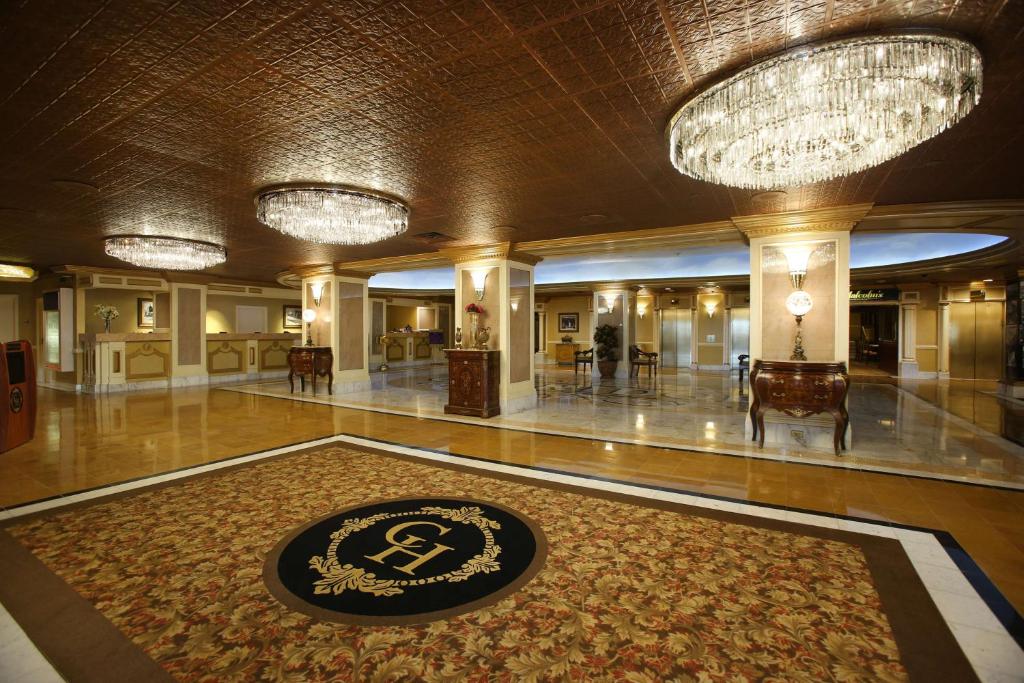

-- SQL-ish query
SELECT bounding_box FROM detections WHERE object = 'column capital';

[441,242,542,266]
[731,203,873,241]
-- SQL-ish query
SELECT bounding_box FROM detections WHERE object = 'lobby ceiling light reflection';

[668,33,982,189]
[256,186,408,245]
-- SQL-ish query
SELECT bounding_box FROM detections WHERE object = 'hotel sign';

[849,288,899,302]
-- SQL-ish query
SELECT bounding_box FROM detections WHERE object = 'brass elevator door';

[949,301,1003,380]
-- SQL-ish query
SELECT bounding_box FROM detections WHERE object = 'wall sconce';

[470,269,489,301]
[637,303,647,319]
[781,244,814,290]
[785,290,813,360]
[302,308,317,346]
[510,297,520,314]
[601,293,616,312]
[704,301,718,318]
[309,281,325,308]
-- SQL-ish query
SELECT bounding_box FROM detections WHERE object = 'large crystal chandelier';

[668,33,982,190]
[255,186,408,244]
[104,236,226,270]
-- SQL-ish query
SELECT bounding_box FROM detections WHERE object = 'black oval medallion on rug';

[263,497,547,625]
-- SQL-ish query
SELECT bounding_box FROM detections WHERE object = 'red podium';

[1,340,36,453]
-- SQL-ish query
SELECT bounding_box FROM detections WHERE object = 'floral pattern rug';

[1,444,974,682]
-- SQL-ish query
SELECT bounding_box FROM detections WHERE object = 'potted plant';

[593,323,619,378]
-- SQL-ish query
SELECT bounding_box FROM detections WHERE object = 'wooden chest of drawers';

[554,343,580,365]
[287,346,333,395]
[444,349,500,418]
[749,360,849,454]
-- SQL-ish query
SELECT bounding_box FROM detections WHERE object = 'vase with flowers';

[94,304,120,333]
[464,302,484,348]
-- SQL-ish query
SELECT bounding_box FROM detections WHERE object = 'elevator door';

[660,308,692,367]
[950,301,1003,380]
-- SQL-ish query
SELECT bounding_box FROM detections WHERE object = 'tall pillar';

[999,270,1024,398]
[169,281,207,386]
[694,289,727,371]
[591,287,631,379]
[445,244,540,414]
[937,301,951,379]
[734,204,871,448]
[300,266,372,393]
[900,297,919,378]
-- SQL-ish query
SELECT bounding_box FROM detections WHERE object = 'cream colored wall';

[205,294,300,334]
[543,295,592,352]
[84,288,157,334]
[914,285,939,373]
[635,294,654,344]
[761,242,837,362]
[0,282,36,341]
[695,292,726,365]
[386,305,418,330]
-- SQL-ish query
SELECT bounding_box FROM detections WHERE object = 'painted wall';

[543,295,592,352]
[206,294,301,334]
[84,288,157,334]
[761,242,837,362]
[0,282,36,341]
[695,292,726,365]
[386,305,418,330]
[914,286,939,373]
[635,294,654,345]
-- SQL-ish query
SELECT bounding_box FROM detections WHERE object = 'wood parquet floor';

[2,385,1022,615]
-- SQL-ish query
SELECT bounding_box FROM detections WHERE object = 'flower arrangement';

[94,304,120,332]
[465,302,484,314]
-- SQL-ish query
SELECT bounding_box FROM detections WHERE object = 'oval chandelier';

[255,186,408,244]
[104,235,226,270]
[668,32,982,190]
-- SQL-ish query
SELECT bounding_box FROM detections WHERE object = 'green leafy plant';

[593,324,618,361]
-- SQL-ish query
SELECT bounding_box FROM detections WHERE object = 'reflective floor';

[1,378,1023,614]
[229,364,1024,488]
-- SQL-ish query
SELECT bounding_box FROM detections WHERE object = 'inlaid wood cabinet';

[444,349,500,418]
[749,360,849,454]
[288,346,333,395]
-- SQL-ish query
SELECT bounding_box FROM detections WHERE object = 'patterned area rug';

[0,443,976,682]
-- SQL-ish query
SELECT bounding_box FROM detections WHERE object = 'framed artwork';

[137,298,155,328]
[283,304,303,329]
[558,312,579,333]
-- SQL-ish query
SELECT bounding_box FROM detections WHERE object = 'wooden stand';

[555,343,579,366]
[444,349,500,418]
[0,340,36,454]
[288,346,333,395]
[749,359,849,454]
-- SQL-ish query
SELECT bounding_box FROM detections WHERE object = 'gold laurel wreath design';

[309,505,503,597]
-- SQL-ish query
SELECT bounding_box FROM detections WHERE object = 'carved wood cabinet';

[288,346,333,395]
[749,360,849,454]
[444,349,500,418]
[555,343,580,365]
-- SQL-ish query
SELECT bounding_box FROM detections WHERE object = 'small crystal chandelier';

[668,33,982,190]
[255,186,408,244]
[104,236,226,270]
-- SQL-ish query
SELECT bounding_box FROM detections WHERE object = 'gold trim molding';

[731,203,874,240]
[440,242,543,266]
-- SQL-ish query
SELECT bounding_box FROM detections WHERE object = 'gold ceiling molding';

[516,220,739,257]
[334,252,450,274]
[290,264,335,279]
[731,203,875,240]
[440,242,543,266]
[334,269,374,280]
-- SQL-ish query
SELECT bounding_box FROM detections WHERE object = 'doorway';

[950,301,1003,380]
[850,305,899,376]
[659,307,692,367]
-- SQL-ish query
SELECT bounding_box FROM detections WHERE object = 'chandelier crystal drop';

[104,236,226,270]
[255,187,408,244]
[668,33,982,190]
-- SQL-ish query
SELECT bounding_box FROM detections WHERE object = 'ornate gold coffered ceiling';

[0,0,1021,282]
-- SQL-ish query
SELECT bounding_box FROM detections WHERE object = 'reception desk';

[380,330,444,368]
[80,332,299,392]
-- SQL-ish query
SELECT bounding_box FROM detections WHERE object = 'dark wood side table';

[444,349,500,418]
[749,359,849,454]
[288,346,333,395]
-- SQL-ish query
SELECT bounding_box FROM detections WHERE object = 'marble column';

[445,244,540,414]
[733,204,871,449]
[899,300,919,378]
[938,301,951,379]
[591,287,631,379]
[300,267,372,394]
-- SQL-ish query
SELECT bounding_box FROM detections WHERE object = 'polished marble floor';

[1,382,1022,617]
[228,364,1024,488]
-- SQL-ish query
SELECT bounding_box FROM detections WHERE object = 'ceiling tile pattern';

[0,0,1020,280]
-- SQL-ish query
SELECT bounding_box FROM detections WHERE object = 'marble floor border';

[0,432,1021,682]
[220,383,1024,492]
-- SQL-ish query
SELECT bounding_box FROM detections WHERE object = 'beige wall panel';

[510,267,531,383]
[386,305,417,330]
[544,295,591,346]
[207,340,245,374]
[917,348,938,373]
[154,292,170,329]
[308,281,331,347]
[761,243,836,361]
[0,282,35,341]
[205,294,300,334]
[258,340,291,370]
[176,287,202,366]
[125,341,170,380]
[85,288,157,333]
[635,295,654,343]
[338,282,364,371]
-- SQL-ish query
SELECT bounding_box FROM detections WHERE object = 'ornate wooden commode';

[288,346,333,395]
[444,349,500,418]
[749,360,849,454]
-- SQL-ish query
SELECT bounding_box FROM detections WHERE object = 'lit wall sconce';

[704,301,718,318]
[785,290,813,360]
[510,297,520,314]
[781,244,814,289]
[302,308,317,346]
[637,303,647,319]
[309,281,325,308]
[601,292,616,312]
[470,269,489,301]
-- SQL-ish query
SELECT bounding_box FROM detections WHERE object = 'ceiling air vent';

[413,231,455,243]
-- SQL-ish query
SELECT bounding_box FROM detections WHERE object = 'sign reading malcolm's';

[264,497,546,625]
[849,288,900,302]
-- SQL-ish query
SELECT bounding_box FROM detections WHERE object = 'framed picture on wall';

[558,312,579,333]
[283,305,303,329]
[137,298,155,328]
